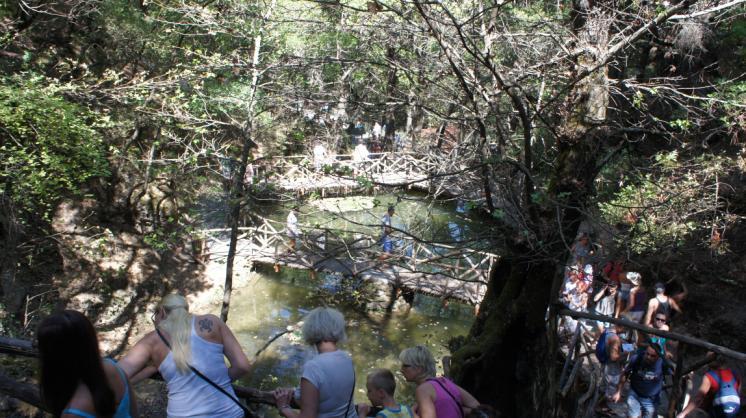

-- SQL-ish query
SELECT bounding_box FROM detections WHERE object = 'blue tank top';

[61,358,132,418]
[158,317,243,418]
[628,353,665,398]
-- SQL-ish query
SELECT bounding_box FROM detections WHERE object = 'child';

[357,369,414,418]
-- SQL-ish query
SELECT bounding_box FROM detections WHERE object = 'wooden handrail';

[557,308,746,361]
[0,336,36,358]
[0,336,278,409]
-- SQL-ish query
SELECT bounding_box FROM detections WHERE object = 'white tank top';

[158,317,243,418]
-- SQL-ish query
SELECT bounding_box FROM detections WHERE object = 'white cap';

[627,272,641,285]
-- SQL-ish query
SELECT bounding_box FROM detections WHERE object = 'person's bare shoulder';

[194,314,223,341]
[103,360,125,395]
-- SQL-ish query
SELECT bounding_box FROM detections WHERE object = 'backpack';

[709,369,741,417]
[595,330,612,364]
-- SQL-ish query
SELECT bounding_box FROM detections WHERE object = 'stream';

[202,192,495,415]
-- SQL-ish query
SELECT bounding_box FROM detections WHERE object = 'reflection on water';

[225,193,487,415]
[228,268,474,415]
[257,193,491,249]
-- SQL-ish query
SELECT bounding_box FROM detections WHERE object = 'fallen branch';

[0,368,276,409]
[0,371,46,412]
[255,328,293,357]
[0,336,37,358]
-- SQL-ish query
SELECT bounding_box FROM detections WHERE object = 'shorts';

[625,311,644,323]
[627,391,657,418]
[603,363,622,398]
[382,236,393,253]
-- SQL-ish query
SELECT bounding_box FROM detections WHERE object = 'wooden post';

[559,324,582,391]
[668,343,688,418]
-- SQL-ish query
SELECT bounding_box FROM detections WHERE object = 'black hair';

[648,341,663,356]
[37,310,115,417]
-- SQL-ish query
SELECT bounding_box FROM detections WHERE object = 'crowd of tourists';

[36,300,498,418]
[34,227,741,418]
[560,233,741,418]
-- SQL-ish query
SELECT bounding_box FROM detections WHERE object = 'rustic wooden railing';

[556,308,746,418]
[200,216,497,303]
[0,335,275,416]
[246,151,477,198]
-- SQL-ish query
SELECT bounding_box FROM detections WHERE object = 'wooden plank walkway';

[201,218,495,305]
[252,152,480,200]
[249,246,488,305]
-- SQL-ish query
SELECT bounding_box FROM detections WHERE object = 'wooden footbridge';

[202,216,497,305]
[248,151,482,199]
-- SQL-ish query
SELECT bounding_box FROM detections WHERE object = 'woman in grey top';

[274,307,358,418]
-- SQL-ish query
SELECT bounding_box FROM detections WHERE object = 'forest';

[1,0,745,416]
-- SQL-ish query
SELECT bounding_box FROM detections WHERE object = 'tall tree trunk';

[221,2,273,320]
[450,4,610,415]
[221,127,255,322]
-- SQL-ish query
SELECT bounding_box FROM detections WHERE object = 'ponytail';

[159,294,193,374]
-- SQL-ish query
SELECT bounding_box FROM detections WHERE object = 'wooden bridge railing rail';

[557,308,746,418]
[0,337,274,416]
[201,216,497,287]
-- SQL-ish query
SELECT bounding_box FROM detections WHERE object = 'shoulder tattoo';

[199,318,213,333]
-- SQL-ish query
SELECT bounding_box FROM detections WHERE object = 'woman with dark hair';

[37,310,137,418]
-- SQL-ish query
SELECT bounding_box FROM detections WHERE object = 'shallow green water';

[227,265,474,413]
[226,194,488,414]
[258,192,492,250]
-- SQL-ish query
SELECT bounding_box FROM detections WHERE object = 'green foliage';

[669,118,692,132]
[355,176,372,189]
[713,81,746,142]
[0,75,110,220]
[599,152,729,254]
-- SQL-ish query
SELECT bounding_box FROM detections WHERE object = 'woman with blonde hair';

[119,294,251,418]
[399,345,480,418]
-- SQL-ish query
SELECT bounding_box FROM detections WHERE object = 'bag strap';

[345,368,356,417]
[428,377,463,418]
[156,328,251,417]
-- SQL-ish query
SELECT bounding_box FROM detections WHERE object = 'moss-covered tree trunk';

[450,2,610,414]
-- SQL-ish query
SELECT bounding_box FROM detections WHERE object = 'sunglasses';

[151,310,161,324]
[401,364,414,369]
[655,317,666,322]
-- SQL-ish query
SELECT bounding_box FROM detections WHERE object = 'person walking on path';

[379,205,395,258]
[313,142,328,171]
[352,142,370,176]
[644,282,682,327]
[619,273,646,323]
[287,206,302,250]
[678,356,741,418]
[119,294,251,418]
[593,281,618,332]
[595,322,631,415]
[616,271,638,315]
[571,233,593,264]
[644,311,673,360]
[612,343,672,418]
